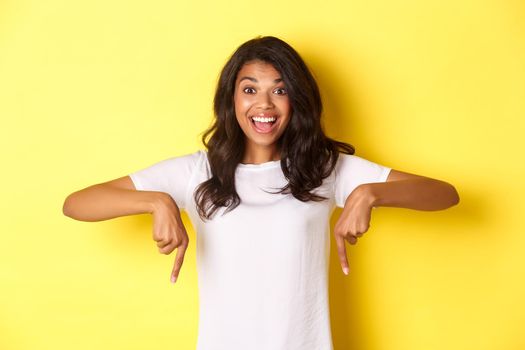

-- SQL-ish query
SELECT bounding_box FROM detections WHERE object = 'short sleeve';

[128,150,202,210]
[334,153,392,208]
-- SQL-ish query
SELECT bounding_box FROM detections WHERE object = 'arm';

[63,176,188,284]
[63,176,168,221]
[366,169,460,211]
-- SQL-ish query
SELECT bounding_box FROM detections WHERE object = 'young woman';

[63,36,459,350]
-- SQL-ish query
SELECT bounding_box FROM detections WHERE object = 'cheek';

[279,99,291,117]
[234,93,251,111]
[281,102,292,128]
[234,96,250,127]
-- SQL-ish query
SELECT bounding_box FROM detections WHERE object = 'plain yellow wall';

[1,0,524,349]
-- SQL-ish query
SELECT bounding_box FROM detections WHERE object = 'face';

[233,60,291,153]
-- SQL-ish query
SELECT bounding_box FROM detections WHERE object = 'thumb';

[170,243,187,284]
[335,235,350,275]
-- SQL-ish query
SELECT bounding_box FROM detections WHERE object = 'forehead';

[236,60,282,82]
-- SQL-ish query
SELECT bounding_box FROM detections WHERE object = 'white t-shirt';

[129,149,391,350]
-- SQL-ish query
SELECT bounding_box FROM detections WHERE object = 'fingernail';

[343,267,349,275]
[171,275,177,283]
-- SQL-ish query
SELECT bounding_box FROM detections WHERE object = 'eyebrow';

[238,76,283,83]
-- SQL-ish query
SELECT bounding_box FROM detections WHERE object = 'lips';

[249,113,278,134]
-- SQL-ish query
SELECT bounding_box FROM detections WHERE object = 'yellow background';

[1,0,524,349]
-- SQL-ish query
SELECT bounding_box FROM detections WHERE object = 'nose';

[256,91,274,109]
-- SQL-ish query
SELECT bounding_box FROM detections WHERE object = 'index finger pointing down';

[170,243,188,284]
[335,235,350,275]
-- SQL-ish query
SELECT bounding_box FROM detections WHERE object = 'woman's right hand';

[150,193,189,284]
[63,176,189,284]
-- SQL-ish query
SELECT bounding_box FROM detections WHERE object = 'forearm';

[63,184,170,222]
[365,178,460,211]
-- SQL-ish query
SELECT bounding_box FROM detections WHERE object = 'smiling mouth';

[250,115,278,133]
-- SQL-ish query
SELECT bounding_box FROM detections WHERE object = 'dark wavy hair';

[194,35,355,220]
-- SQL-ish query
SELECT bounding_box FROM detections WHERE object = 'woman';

[63,36,459,350]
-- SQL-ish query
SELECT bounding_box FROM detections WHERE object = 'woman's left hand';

[333,184,376,275]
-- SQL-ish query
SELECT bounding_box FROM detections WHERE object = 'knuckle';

[158,246,171,255]
[175,236,189,247]
[154,234,166,243]
[334,229,344,237]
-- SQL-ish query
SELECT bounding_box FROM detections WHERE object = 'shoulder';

[335,153,370,170]
[159,149,205,166]
[132,149,207,175]
[334,152,391,182]
[170,149,211,178]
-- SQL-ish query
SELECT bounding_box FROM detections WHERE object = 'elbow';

[448,184,460,207]
[62,193,77,219]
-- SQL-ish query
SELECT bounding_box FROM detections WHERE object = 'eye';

[242,87,256,94]
[274,87,287,95]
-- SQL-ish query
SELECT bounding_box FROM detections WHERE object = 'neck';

[241,143,280,164]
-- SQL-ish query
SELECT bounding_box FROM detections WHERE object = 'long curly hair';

[194,35,355,220]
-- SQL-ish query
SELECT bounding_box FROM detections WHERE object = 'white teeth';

[252,116,276,123]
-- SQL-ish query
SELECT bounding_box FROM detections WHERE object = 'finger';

[157,239,171,248]
[347,235,358,245]
[335,235,350,275]
[170,242,188,284]
[158,242,175,255]
[153,231,170,246]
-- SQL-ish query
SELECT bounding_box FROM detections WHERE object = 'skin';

[233,60,291,164]
[334,171,459,275]
[62,60,460,283]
